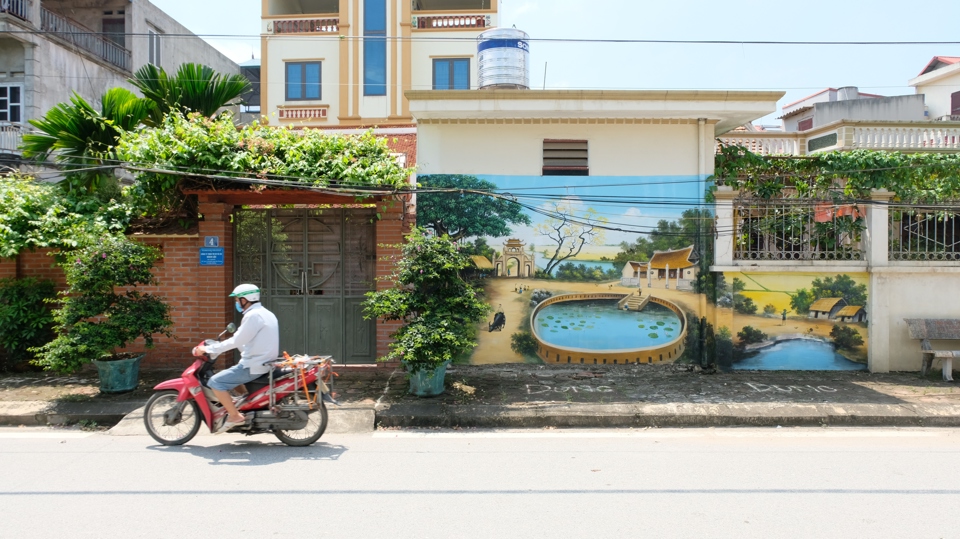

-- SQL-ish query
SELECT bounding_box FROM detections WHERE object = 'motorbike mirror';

[226,323,237,334]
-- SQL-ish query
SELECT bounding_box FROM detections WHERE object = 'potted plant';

[363,228,489,396]
[33,236,173,392]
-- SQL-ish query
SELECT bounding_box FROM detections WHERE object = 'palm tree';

[20,88,153,194]
[130,63,251,126]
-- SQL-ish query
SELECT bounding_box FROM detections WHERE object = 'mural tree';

[534,201,608,275]
[613,209,712,267]
[417,175,531,241]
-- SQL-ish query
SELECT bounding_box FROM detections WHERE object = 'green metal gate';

[234,208,377,364]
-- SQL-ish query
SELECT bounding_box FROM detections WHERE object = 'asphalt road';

[2,426,959,538]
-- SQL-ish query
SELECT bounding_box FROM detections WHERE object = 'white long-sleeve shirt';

[205,303,280,375]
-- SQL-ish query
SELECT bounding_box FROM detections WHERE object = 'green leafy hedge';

[714,145,960,202]
[0,278,56,370]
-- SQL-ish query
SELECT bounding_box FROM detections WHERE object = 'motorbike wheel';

[143,390,201,446]
[274,398,328,447]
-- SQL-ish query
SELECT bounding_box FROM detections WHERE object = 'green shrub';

[33,236,173,373]
[737,325,768,346]
[363,228,489,374]
[0,278,56,370]
[830,324,864,350]
[510,331,538,356]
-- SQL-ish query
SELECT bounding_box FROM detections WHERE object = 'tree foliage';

[789,274,866,315]
[33,237,172,373]
[119,113,413,216]
[613,209,710,267]
[417,175,531,241]
[831,324,864,350]
[130,63,251,126]
[534,201,608,275]
[362,229,489,374]
[0,175,132,258]
[736,325,767,346]
[21,89,153,195]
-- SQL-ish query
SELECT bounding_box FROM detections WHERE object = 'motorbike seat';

[244,369,293,393]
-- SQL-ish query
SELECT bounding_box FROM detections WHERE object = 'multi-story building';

[260,0,496,129]
[718,56,960,156]
[0,0,241,156]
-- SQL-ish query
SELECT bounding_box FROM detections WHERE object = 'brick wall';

[0,258,16,279]
[11,196,413,372]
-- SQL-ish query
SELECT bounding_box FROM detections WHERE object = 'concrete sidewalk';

[2,364,959,432]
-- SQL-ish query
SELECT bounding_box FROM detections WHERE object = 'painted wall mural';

[417,173,712,367]
[720,272,868,371]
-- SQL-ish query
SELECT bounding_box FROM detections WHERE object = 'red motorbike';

[143,324,336,447]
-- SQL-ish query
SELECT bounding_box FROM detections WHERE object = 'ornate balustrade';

[271,17,339,34]
[412,14,491,29]
[40,8,130,71]
[717,135,801,156]
[853,126,960,151]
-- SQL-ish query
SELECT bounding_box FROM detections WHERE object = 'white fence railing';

[853,126,960,150]
[0,122,23,155]
[717,136,801,156]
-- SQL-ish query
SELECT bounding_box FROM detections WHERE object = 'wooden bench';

[904,318,960,381]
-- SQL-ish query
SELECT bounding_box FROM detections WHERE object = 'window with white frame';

[0,85,22,123]
[148,27,162,66]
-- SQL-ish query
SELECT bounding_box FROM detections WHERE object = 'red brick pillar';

[374,195,413,365]
[197,203,235,340]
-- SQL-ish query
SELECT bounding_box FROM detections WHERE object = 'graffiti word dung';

[746,382,838,394]
[526,384,614,395]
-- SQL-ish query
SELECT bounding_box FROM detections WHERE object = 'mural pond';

[534,300,682,350]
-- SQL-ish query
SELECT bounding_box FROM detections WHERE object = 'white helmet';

[230,283,261,302]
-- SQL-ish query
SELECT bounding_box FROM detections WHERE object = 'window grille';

[889,203,960,261]
[734,198,865,261]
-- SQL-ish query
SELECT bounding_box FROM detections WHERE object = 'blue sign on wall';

[199,247,224,266]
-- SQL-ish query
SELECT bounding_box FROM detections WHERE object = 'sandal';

[215,415,246,434]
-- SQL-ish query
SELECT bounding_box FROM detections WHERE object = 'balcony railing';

[40,8,131,71]
[412,14,491,29]
[889,204,960,261]
[271,17,339,34]
[718,121,960,155]
[716,135,800,156]
[0,0,29,21]
[853,126,960,150]
[0,122,24,155]
[734,198,865,261]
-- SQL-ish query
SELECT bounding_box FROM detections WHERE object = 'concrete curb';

[375,402,960,429]
[0,401,144,427]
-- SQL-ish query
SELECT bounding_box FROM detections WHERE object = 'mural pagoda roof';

[648,245,696,270]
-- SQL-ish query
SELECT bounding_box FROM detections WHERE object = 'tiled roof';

[648,246,695,270]
[835,305,864,318]
[470,255,494,269]
[628,261,648,270]
[777,106,813,120]
[809,297,845,312]
[919,56,960,76]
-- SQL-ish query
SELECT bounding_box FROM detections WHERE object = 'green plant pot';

[92,354,143,393]
[406,361,450,397]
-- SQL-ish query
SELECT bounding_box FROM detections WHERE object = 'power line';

[6,28,960,46]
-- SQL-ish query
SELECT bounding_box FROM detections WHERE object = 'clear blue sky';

[152,0,960,124]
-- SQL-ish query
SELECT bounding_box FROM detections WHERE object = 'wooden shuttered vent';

[542,139,589,176]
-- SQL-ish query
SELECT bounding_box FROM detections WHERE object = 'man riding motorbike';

[192,284,279,433]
